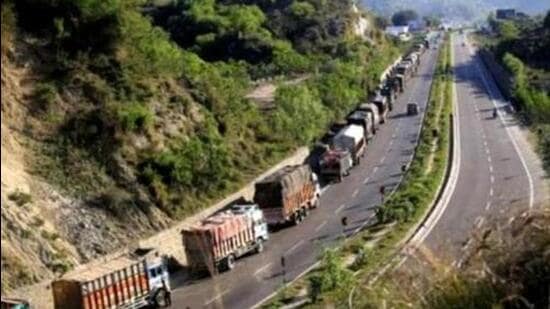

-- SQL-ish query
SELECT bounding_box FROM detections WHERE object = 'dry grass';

[351,207,550,309]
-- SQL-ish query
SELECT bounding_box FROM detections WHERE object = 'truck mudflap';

[262,208,286,225]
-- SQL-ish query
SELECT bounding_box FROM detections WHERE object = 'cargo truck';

[371,93,389,123]
[254,165,320,226]
[358,103,381,129]
[346,110,375,140]
[319,148,353,182]
[1,298,30,309]
[182,204,268,272]
[52,250,171,309]
[332,124,366,166]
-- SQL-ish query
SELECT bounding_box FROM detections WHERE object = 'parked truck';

[347,110,375,139]
[332,124,366,165]
[182,204,268,272]
[371,93,389,123]
[319,148,353,182]
[52,250,171,309]
[1,298,29,309]
[358,102,381,130]
[254,164,320,226]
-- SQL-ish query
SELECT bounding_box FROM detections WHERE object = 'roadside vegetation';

[483,11,550,173]
[347,207,550,308]
[265,34,454,308]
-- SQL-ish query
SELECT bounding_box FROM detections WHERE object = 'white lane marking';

[363,177,370,184]
[315,220,328,232]
[352,189,359,198]
[380,156,386,164]
[389,140,394,147]
[485,201,492,210]
[472,46,535,209]
[490,175,495,184]
[204,289,230,306]
[487,156,492,163]
[489,188,494,197]
[335,203,346,214]
[286,240,305,254]
[483,141,488,147]
[373,167,379,174]
[254,262,273,276]
[489,165,493,173]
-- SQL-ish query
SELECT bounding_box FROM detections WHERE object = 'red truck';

[182,205,269,273]
[51,250,170,309]
[254,164,321,226]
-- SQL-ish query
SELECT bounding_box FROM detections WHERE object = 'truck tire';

[225,254,236,271]
[312,199,320,209]
[256,238,264,253]
[293,212,303,225]
[153,288,170,308]
[302,207,309,217]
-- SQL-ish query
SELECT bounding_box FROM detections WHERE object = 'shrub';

[116,102,153,132]
[8,190,32,206]
[33,82,57,112]
[309,249,355,303]
[1,0,16,55]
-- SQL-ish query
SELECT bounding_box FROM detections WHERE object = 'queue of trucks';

[45,37,433,309]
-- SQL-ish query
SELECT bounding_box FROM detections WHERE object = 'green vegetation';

[265,35,454,307]
[484,11,550,173]
[4,0,402,221]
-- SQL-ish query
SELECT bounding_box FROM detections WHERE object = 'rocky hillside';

[1,0,398,291]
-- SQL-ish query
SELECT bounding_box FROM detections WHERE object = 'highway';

[169,38,441,308]
[417,33,548,263]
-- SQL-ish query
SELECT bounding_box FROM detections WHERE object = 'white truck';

[182,204,268,273]
[332,124,366,166]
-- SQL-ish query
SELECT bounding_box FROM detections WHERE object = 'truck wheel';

[226,254,236,271]
[256,238,264,253]
[312,199,320,209]
[303,207,309,217]
[153,288,170,308]
[293,213,302,225]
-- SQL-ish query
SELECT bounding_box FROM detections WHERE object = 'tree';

[391,9,418,26]
[423,15,441,28]
[499,21,519,40]
[544,10,550,30]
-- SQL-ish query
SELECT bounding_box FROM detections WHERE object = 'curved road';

[169,37,441,308]
[418,33,548,264]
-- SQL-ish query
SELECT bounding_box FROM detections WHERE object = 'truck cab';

[231,204,269,243]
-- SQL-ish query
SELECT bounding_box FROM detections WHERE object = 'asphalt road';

[168,37,441,309]
[419,33,546,263]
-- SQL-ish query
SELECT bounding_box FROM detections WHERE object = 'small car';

[407,102,419,116]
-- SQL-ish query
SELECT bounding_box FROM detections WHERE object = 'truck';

[358,103,381,130]
[347,110,375,140]
[52,250,171,309]
[332,124,366,165]
[254,164,320,226]
[371,93,389,123]
[319,148,353,182]
[182,204,268,272]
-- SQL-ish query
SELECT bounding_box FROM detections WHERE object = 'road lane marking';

[487,156,492,163]
[352,189,359,198]
[490,175,495,184]
[335,203,346,214]
[483,141,488,147]
[389,140,394,147]
[315,220,328,232]
[380,156,386,164]
[373,167,379,174]
[473,48,535,209]
[204,289,230,306]
[485,201,492,210]
[363,177,370,184]
[489,188,494,197]
[489,165,493,173]
[254,263,273,276]
[286,240,304,254]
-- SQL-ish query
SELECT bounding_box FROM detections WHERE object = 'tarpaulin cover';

[254,165,312,209]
